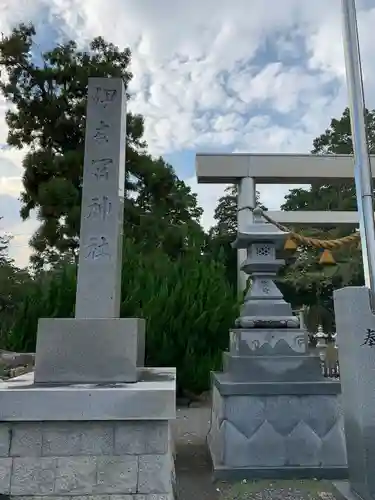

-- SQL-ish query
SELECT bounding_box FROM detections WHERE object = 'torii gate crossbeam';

[195,153,368,294]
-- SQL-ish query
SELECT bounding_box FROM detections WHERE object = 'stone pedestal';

[223,329,322,382]
[207,208,347,480]
[208,333,347,480]
[34,318,145,384]
[333,286,375,500]
[0,368,176,499]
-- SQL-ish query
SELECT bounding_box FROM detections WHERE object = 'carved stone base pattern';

[208,387,347,470]
[229,329,307,356]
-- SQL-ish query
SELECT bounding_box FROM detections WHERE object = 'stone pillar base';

[208,373,348,481]
[34,317,145,384]
[0,368,176,499]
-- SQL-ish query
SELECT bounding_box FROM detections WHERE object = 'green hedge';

[6,240,238,394]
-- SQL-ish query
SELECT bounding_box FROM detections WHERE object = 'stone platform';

[208,375,347,480]
[0,368,176,499]
[207,325,348,480]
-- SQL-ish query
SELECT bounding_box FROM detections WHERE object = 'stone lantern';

[233,206,299,329]
[207,206,347,481]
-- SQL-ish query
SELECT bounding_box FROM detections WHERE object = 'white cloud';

[185,177,228,230]
[0,0,375,266]
[5,220,38,269]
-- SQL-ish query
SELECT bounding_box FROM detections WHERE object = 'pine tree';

[0,23,203,268]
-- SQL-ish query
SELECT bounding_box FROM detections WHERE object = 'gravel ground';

[172,405,340,500]
[173,405,219,499]
[218,480,338,500]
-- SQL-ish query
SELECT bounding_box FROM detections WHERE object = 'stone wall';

[0,420,174,500]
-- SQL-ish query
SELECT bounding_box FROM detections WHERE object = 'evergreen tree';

[0,23,203,268]
[208,185,265,287]
[282,107,375,213]
[279,108,374,329]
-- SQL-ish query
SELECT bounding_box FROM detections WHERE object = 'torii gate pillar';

[237,176,256,295]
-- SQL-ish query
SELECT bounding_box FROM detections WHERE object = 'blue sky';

[1,0,375,266]
[164,151,196,180]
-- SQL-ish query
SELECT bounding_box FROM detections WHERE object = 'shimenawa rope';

[238,205,360,250]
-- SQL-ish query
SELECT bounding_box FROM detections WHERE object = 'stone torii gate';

[196,152,375,294]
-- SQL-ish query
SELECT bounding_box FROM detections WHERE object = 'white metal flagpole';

[341,0,375,293]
